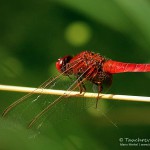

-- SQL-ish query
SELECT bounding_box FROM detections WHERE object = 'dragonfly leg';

[75,74,86,94]
[95,75,112,108]
[77,77,86,94]
[95,84,103,108]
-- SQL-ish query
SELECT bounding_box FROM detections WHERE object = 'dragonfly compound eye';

[56,55,72,73]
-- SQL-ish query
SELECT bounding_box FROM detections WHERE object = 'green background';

[0,0,150,149]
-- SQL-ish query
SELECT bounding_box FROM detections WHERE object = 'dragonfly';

[2,51,150,128]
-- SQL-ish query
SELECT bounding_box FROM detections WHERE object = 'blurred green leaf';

[115,0,150,48]
[59,0,131,32]
[59,0,150,50]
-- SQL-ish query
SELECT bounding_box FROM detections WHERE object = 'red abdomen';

[103,60,150,74]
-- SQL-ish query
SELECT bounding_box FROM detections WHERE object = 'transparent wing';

[2,73,98,129]
[2,58,116,130]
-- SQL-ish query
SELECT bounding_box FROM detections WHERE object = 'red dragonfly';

[2,51,150,128]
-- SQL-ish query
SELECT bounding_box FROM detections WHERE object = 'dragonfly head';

[56,55,73,73]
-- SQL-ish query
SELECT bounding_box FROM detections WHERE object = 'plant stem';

[0,84,150,102]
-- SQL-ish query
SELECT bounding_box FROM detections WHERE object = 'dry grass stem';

[0,84,150,102]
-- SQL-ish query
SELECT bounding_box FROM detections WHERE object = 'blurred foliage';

[0,0,150,149]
